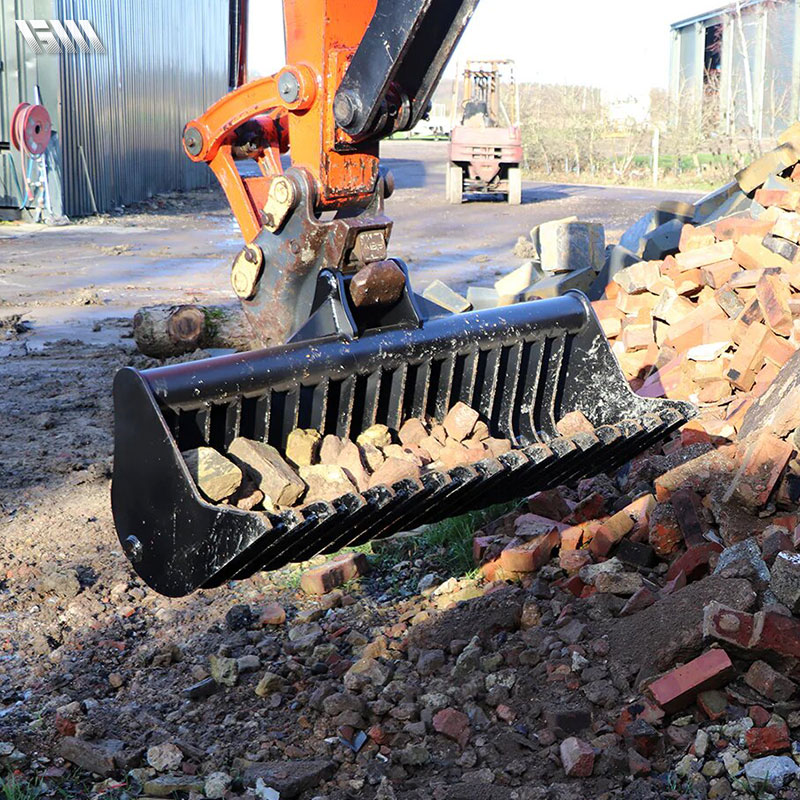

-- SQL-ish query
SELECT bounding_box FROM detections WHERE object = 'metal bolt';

[333,90,358,127]
[278,72,300,104]
[183,126,203,156]
[124,535,144,564]
[272,177,290,204]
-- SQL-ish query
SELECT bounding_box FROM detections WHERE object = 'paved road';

[0,139,698,348]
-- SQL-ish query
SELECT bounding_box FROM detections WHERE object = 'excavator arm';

[111,0,694,596]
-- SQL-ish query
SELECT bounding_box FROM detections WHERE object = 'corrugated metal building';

[670,0,800,137]
[0,0,229,219]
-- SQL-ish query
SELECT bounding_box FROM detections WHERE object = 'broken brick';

[300,552,370,595]
[725,321,769,391]
[723,431,793,510]
[697,690,728,721]
[500,530,560,573]
[666,542,723,582]
[745,721,791,756]
[674,240,735,271]
[756,273,793,337]
[744,660,796,702]
[526,489,572,521]
[647,649,735,713]
[669,488,707,548]
[560,736,595,777]
[433,708,470,747]
[623,719,661,758]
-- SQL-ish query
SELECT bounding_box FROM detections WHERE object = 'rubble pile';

[595,124,800,442]
[181,402,512,513]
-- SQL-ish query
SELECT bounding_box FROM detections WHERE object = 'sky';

[249,0,717,94]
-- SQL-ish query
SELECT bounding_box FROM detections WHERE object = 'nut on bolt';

[262,175,297,233]
[183,126,203,157]
[231,244,264,300]
[278,71,300,104]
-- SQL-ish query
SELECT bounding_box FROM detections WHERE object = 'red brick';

[563,575,587,597]
[725,321,769,391]
[559,549,592,575]
[613,260,662,294]
[623,719,661,757]
[756,273,793,336]
[638,354,694,400]
[762,332,797,368]
[675,240,735,271]
[526,489,572,520]
[745,660,796,701]
[749,705,771,727]
[701,259,742,289]
[622,323,655,352]
[762,528,794,565]
[734,235,793,271]
[713,217,775,243]
[666,542,723,582]
[300,552,369,595]
[620,587,657,616]
[660,570,687,597]
[472,535,496,565]
[442,402,481,441]
[755,187,800,211]
[648,503,682,556]
[745,722,790,756]
[679,224,716,252]
[616,291,657,315]
[565,492,607,524]
[647,649,735,713]
[723,432,793,510]
[555,410,595,438]
[703,603,759,652]
[500,529,560,573]
[614,700,665,736]
[754,610,800,658]
[669,488,707,548]
[560,736,595,777]
[560,524,585,551]
[697,690,728,721]
[433,707,470,747]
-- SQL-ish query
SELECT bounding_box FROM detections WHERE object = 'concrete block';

[539,220,605,273]
[523,265,595,300]
[466,285,500,310]
[422,280,471,313]
[495,261,536,296]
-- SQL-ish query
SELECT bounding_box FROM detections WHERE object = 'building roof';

[671,0,771,30]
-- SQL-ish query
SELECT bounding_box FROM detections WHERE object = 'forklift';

[446,59,523,204]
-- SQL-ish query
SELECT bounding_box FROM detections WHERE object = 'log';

[133,303,256,358]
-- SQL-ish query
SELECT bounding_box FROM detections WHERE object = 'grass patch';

[0,777,40,800]
[382,501,517,577]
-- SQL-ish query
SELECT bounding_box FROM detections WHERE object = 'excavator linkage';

[112,290,693,597]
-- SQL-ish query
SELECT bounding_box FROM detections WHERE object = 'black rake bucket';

[112,290,694,596]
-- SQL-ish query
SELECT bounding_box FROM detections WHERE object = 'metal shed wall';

[671,0,800,138]
[55,0,228,216]
[0,0,60,211]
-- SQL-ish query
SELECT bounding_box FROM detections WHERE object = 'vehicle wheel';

[448,165,463,204]
[507,167,522,205]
